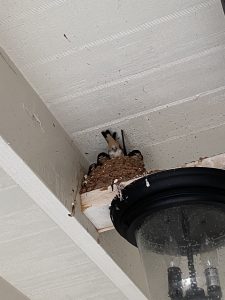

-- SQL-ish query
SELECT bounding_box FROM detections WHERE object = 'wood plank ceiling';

[0,167,128,300]
[1,0,225,170]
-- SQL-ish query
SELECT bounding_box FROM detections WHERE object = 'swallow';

[97,152,110,165]
[101,130,124,158]
[87,163,97,176]
[128,150,143,160]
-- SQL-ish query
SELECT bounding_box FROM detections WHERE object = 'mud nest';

[80,156,147,193]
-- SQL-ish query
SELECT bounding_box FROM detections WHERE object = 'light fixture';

[110,168,225,300]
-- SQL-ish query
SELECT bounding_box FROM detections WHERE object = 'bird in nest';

[97,152,110,165]
[87,129,143,176]
[128,149,143,160]
[101,130,124,158]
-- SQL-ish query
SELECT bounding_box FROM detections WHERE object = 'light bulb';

[164,235,181,268]
[164,235,183,299]
[200,237,218,268]
[200,236,222,299]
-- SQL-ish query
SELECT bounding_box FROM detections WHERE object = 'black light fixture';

[110,168,225,300]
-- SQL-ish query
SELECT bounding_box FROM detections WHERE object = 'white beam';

[0,276,30,300]
[0,47,87,211]
[0,49,147,300]
[81,153,225,231]
[0,137,147,300]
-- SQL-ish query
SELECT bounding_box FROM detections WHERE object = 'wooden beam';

[0,277,30,300]
[0,49,148,300]
[81,153,225,231]
[0,47,89,211]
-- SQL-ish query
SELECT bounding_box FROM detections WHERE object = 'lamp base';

[110,167,225,255]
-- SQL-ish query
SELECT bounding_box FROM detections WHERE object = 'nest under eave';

[80,156,148,193]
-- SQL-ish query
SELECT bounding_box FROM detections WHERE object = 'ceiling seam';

[72,85,225,135]
[21,0,217,70]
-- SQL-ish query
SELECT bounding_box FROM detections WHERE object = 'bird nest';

[80,156,147,193]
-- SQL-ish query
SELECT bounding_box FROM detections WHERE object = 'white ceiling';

[1,0,225,170]
[0,167,127,300]
[0,277,29,300]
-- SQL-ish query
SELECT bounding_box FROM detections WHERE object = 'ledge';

[81,153,225,232]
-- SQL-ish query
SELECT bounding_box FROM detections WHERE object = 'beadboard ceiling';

[1,0,225,169]
[0,166,127,300]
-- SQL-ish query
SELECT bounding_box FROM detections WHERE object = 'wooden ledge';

[81,154,225,232]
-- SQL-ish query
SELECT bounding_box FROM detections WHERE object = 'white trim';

[81,153,225,232]
[0,184,17,192]
[0,137,147,300]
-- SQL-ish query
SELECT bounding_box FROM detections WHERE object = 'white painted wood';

[99,229,149,297]
[0,168,16,191]
[73,84,225,169]
[185,153,225,168]
[0,277,30,300]
[81,153,225,231]
[0,46,99,243]
[0,47,88,213]
[0,167,129,300]
[1,0,225,168]
[1,1,225,298]
[0,138,147,300]
[81,177,142,230]
[0,49,148,299]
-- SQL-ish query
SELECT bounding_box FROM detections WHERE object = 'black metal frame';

[110,167,225,247]
[110,168,225,300]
